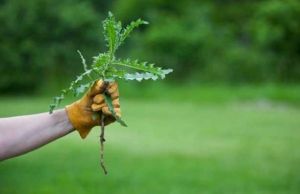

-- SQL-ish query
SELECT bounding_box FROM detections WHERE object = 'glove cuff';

[65,103,92,139]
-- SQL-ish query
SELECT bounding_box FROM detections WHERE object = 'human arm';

[0,80,121,161]
[0,109,73,160]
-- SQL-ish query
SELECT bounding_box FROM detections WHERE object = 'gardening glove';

[65,80,121,139]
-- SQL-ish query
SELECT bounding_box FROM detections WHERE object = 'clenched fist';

[65,80,121,139]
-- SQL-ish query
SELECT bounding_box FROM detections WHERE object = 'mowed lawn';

[0,96,299,194]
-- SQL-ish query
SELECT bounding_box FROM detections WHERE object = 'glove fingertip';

[93,94,105,104]
[78,128,91,139]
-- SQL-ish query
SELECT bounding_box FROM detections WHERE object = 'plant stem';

[100,115,108,175]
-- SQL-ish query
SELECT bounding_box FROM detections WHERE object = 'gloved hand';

[65,80,121,139]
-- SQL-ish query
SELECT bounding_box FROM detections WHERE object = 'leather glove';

[65,80,121,139]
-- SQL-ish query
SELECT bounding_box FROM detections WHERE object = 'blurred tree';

[114,0,300,84]
[249,0,300,82]
[0,0,105,93]
[0,0,300,93]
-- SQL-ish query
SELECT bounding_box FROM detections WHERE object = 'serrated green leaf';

[103,92,127,127]
[77,50,88,71]
[49,12,172,114]
[75,83,90,96]
[92,53,110,68]
[124,72,158,81]
[119,18,148,45]
[103,12,122,56]
[105,67,126,79]
[113,59,173,80]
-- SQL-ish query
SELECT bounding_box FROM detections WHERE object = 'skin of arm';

[0,80,120,161]
[0,109,74,161]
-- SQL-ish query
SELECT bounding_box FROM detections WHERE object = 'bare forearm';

[0,109,74,160]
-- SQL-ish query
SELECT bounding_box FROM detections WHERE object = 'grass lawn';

[0,95,299,194]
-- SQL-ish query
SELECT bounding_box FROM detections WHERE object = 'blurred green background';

[0,0,300,193]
